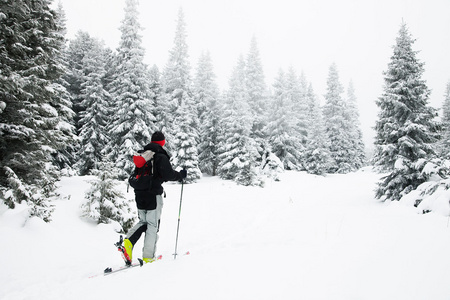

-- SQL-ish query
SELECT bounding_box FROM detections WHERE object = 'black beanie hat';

[151,131,165,142]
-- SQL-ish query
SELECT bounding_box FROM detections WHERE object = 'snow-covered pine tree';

[218,56,263,186]
[245,37,273,173]
[37,1,77,176]
[148,65,165,130]
[65,31,98,133]
[303,84,332,175]
[51,2,78,172]
[286,68,310,169]
[161,8,193,145]
[373,23,440,201]
[170,102,202,183]
[193,51,218,126]
[0,0,70,221]
[161,7,200,175]
[0,0,33,206]
[245,36,267,126]
[323,63,354,173]
[288,69,309,155]
[194,51,222,176]
[25,0,74,181]
[265,69,303,171]
[82,161,135,233]
[439,81,450,158]
[245,36,268,143]
[345,81,366,169]
[162,8,191,104]
[77,40,111,175]
[105,0,156,178]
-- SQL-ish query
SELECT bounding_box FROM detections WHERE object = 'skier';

[123,131,187,263]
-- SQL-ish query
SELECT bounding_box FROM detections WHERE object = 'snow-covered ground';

[1,168,450,300]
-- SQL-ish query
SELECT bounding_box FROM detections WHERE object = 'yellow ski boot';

[123,238,133,262]
[142,257,155,264]
[143,255,162,264]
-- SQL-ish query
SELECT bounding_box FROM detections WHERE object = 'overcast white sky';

[57,0,450,148]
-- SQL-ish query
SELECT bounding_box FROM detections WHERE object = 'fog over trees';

[2,1,449,224]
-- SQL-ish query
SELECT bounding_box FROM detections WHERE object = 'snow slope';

[1,169,450,300]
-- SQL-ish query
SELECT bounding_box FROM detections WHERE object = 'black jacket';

[134,142,182,210]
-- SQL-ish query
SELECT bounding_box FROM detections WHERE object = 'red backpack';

[128,150,155,191]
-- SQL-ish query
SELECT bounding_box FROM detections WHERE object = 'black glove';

[179,169,187,179]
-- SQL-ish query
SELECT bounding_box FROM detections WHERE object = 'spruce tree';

[240,37,270,172]
[345,81,366,169]
[170,102,202,183]
[161,7,193,144]
[323,63,354,173]
[148,65,165,130]
[106,0,156,178]
[162,8,191,103]
[245,36,268,149]
[77,40,111,175]
[161,7,200,178]
[265,69,303,170]
[50,2,77,172]
[303,84,332,175]
[374,23,440,201]
[288,69,309,153]
[0,0,74,221]
[195,51,222,176]
[218,56,262,186]
[65,31,98,133]
[0,0,34,193]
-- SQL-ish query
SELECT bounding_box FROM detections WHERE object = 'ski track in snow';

[1,169,450,299]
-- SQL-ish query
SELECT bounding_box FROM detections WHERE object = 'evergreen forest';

[1,0,449,226]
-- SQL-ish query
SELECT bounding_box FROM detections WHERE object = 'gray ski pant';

[126,194,163,259]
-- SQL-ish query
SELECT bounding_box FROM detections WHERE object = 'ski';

[88,255,163,278]
[103,258,144,276]
[89,235,166,278]
[103,255,162,276]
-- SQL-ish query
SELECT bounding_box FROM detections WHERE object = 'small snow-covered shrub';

[81,162,135,232]
[400,159,450,215]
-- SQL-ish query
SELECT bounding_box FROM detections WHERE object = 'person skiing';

[123,131,187,263]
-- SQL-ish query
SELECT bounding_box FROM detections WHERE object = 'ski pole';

[173,179,184,259]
